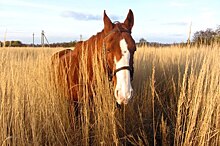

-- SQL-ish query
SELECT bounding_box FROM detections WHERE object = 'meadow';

[0,45,219,146]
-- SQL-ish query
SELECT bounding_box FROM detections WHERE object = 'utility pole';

[33,33,35,47]
[3,29,7,47]
[80,34,82,41]
[41,30,44,47]
[41,30,50,47]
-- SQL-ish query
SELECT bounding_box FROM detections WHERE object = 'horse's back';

[51,47,82,101]
[51,49,73,65]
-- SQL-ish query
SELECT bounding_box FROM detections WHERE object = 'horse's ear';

[124,9,134,31]
[103,10,114,34]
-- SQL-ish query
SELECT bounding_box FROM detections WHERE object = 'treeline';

[137,38,175,47]
[0,41,24,47]
[0,41,77,47]
[49,41,77,47]
[29,41,77,48]
[138,25,220,47]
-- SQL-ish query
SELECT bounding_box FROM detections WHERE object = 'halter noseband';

[103,25,134,81]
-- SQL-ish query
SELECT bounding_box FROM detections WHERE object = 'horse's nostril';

[116,102,121,109]
[116,90,119,97]
[131,90,133,97]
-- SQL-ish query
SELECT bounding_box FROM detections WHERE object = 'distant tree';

[4,41,10,47]
[215,25,220,42]
[193,28,216,44]
[216,25,220,34]
[11,41,22,47]
[193,26,220,45]
[2,40,23,47]
[139,38,148,46]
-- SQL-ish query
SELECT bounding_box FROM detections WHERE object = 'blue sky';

[0,0,220,44]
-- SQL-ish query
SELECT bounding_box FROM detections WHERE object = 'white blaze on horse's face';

[114,39,133,105]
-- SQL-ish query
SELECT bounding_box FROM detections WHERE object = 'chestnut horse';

[52,9,136,107]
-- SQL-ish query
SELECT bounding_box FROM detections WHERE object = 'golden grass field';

[0,45,219,146]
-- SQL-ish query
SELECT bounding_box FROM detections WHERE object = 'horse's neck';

[73,30,105,63]
[82,30,105,52]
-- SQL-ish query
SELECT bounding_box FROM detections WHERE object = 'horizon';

[0,0,220,44]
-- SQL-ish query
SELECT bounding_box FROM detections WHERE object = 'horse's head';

[103,9,136,105]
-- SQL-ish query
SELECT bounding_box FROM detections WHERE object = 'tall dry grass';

[0,45,219,146]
